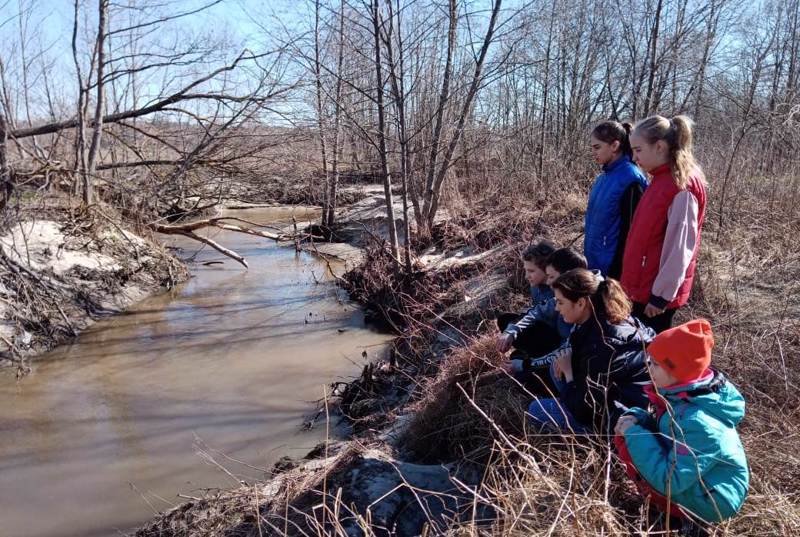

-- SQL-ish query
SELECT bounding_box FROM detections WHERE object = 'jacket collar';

[658,368,715,396]
[602,154,631,173]
[650,163,672,179]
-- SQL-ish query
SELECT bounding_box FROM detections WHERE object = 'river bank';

[0,197,188,371]
[134,185,800,536]
[0,200,393,537]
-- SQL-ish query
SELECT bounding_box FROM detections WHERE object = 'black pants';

[497,313,563,396]
[632,302,677,334]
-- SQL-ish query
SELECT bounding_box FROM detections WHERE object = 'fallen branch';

[149,217,289,268]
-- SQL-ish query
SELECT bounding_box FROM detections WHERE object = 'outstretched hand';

[554,346,573,382]
[498,333,514,353]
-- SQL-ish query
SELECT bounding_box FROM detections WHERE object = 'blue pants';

[526,363,589,433]
[527,398,589,433]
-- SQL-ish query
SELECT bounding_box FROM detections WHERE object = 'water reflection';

[0,208,389,537]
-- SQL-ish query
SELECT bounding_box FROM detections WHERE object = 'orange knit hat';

[647,319,714,383]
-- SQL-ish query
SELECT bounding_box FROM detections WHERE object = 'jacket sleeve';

[560,345,615,426]
[622,413,720,497]
[503,298,555,340]
[623,406,657,431]
[608,182,644,280]
[650,191,700,308]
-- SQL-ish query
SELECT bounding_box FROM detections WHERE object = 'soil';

[0,199,187,370]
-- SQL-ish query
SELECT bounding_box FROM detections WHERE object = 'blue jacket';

[584,155,648,275]
[530,284,554,306]
[622,370,749,522]
[503,294,571,343]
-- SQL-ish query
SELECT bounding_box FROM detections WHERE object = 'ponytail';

[553,269,632,324]
[670,115,706,189]
[633,114,706,189]
[592,121,633,159]
[594,278,632,324]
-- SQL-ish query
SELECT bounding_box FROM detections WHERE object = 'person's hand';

[615,415,638,435]
[498,333,514,353]
[644,303,665,318]
[555,346,573,381]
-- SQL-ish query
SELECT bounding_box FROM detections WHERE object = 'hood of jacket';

[659,369,745,428]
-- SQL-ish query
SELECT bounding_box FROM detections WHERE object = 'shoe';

[677,518,710,537]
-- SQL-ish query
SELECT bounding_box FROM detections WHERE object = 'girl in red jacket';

[621,116,707,333]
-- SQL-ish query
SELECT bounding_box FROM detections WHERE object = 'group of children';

[494,114,749,531]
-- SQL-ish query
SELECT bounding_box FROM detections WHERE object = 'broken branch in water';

[149,217,295,268]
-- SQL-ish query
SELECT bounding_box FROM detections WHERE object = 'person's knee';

[527,398,556,421]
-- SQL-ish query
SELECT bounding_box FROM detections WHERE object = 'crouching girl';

[614,319,749,525]
[526,268,654,433]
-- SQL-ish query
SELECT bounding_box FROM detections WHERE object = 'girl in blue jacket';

[585,121,648,279]
[615,319,749,527]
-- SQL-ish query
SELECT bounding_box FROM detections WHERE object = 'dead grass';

[403,335,523,463]
[128,137,800,535]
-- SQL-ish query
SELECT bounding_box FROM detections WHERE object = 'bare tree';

[370,0,400,262]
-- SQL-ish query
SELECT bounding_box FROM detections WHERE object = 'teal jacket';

[622,370,749,522]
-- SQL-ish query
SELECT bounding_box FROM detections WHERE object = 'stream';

[0,207,389,537]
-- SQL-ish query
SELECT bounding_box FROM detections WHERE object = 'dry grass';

[124,133,800,535]
[403,335,522,463]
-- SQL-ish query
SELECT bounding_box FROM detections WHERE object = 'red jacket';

[621,164,706,308]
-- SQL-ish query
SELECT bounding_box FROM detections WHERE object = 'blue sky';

[0,0,317,119]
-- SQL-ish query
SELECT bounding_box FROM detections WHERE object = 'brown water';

[0,208,389,537]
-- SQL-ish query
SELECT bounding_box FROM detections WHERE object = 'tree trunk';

[426,0,502,231]
[384,0,412,273]
[313,0,331,227]
[326,0,346,227]
[0,111,11,210]
[84,0,110,205]
[538,0,557,178]
[420,0,457,237]
[643,0,663,116]
[371,0,400,262]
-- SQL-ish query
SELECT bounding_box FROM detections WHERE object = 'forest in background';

[2,0,800,535]
[1,0,799,246]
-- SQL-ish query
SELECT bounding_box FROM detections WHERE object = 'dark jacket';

[503,294,571,343]
[560,315,654,432]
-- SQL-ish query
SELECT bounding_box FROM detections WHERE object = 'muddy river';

[0,208,389,537]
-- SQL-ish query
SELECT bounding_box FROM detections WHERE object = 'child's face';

[590,135,619,166]
[646,353,679,387]
[545,265,560,287]
[554,288,591,324]
[630,132,669,172]
[523,260,547,287]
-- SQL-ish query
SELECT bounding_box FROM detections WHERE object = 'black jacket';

[560,315,654,432]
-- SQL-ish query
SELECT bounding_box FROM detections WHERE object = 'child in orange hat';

[614,319,749,530]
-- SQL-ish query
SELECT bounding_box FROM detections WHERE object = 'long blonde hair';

[634,115,706,189]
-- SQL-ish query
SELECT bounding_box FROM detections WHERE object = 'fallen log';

[149,216,287,268]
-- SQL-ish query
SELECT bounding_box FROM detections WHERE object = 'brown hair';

[521,239,556,268]
[633,115,706,189]
[552,269,632,324]
[545,247,587,274]
[592,121,634,159]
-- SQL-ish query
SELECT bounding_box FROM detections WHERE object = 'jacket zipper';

[641,255,647,268]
